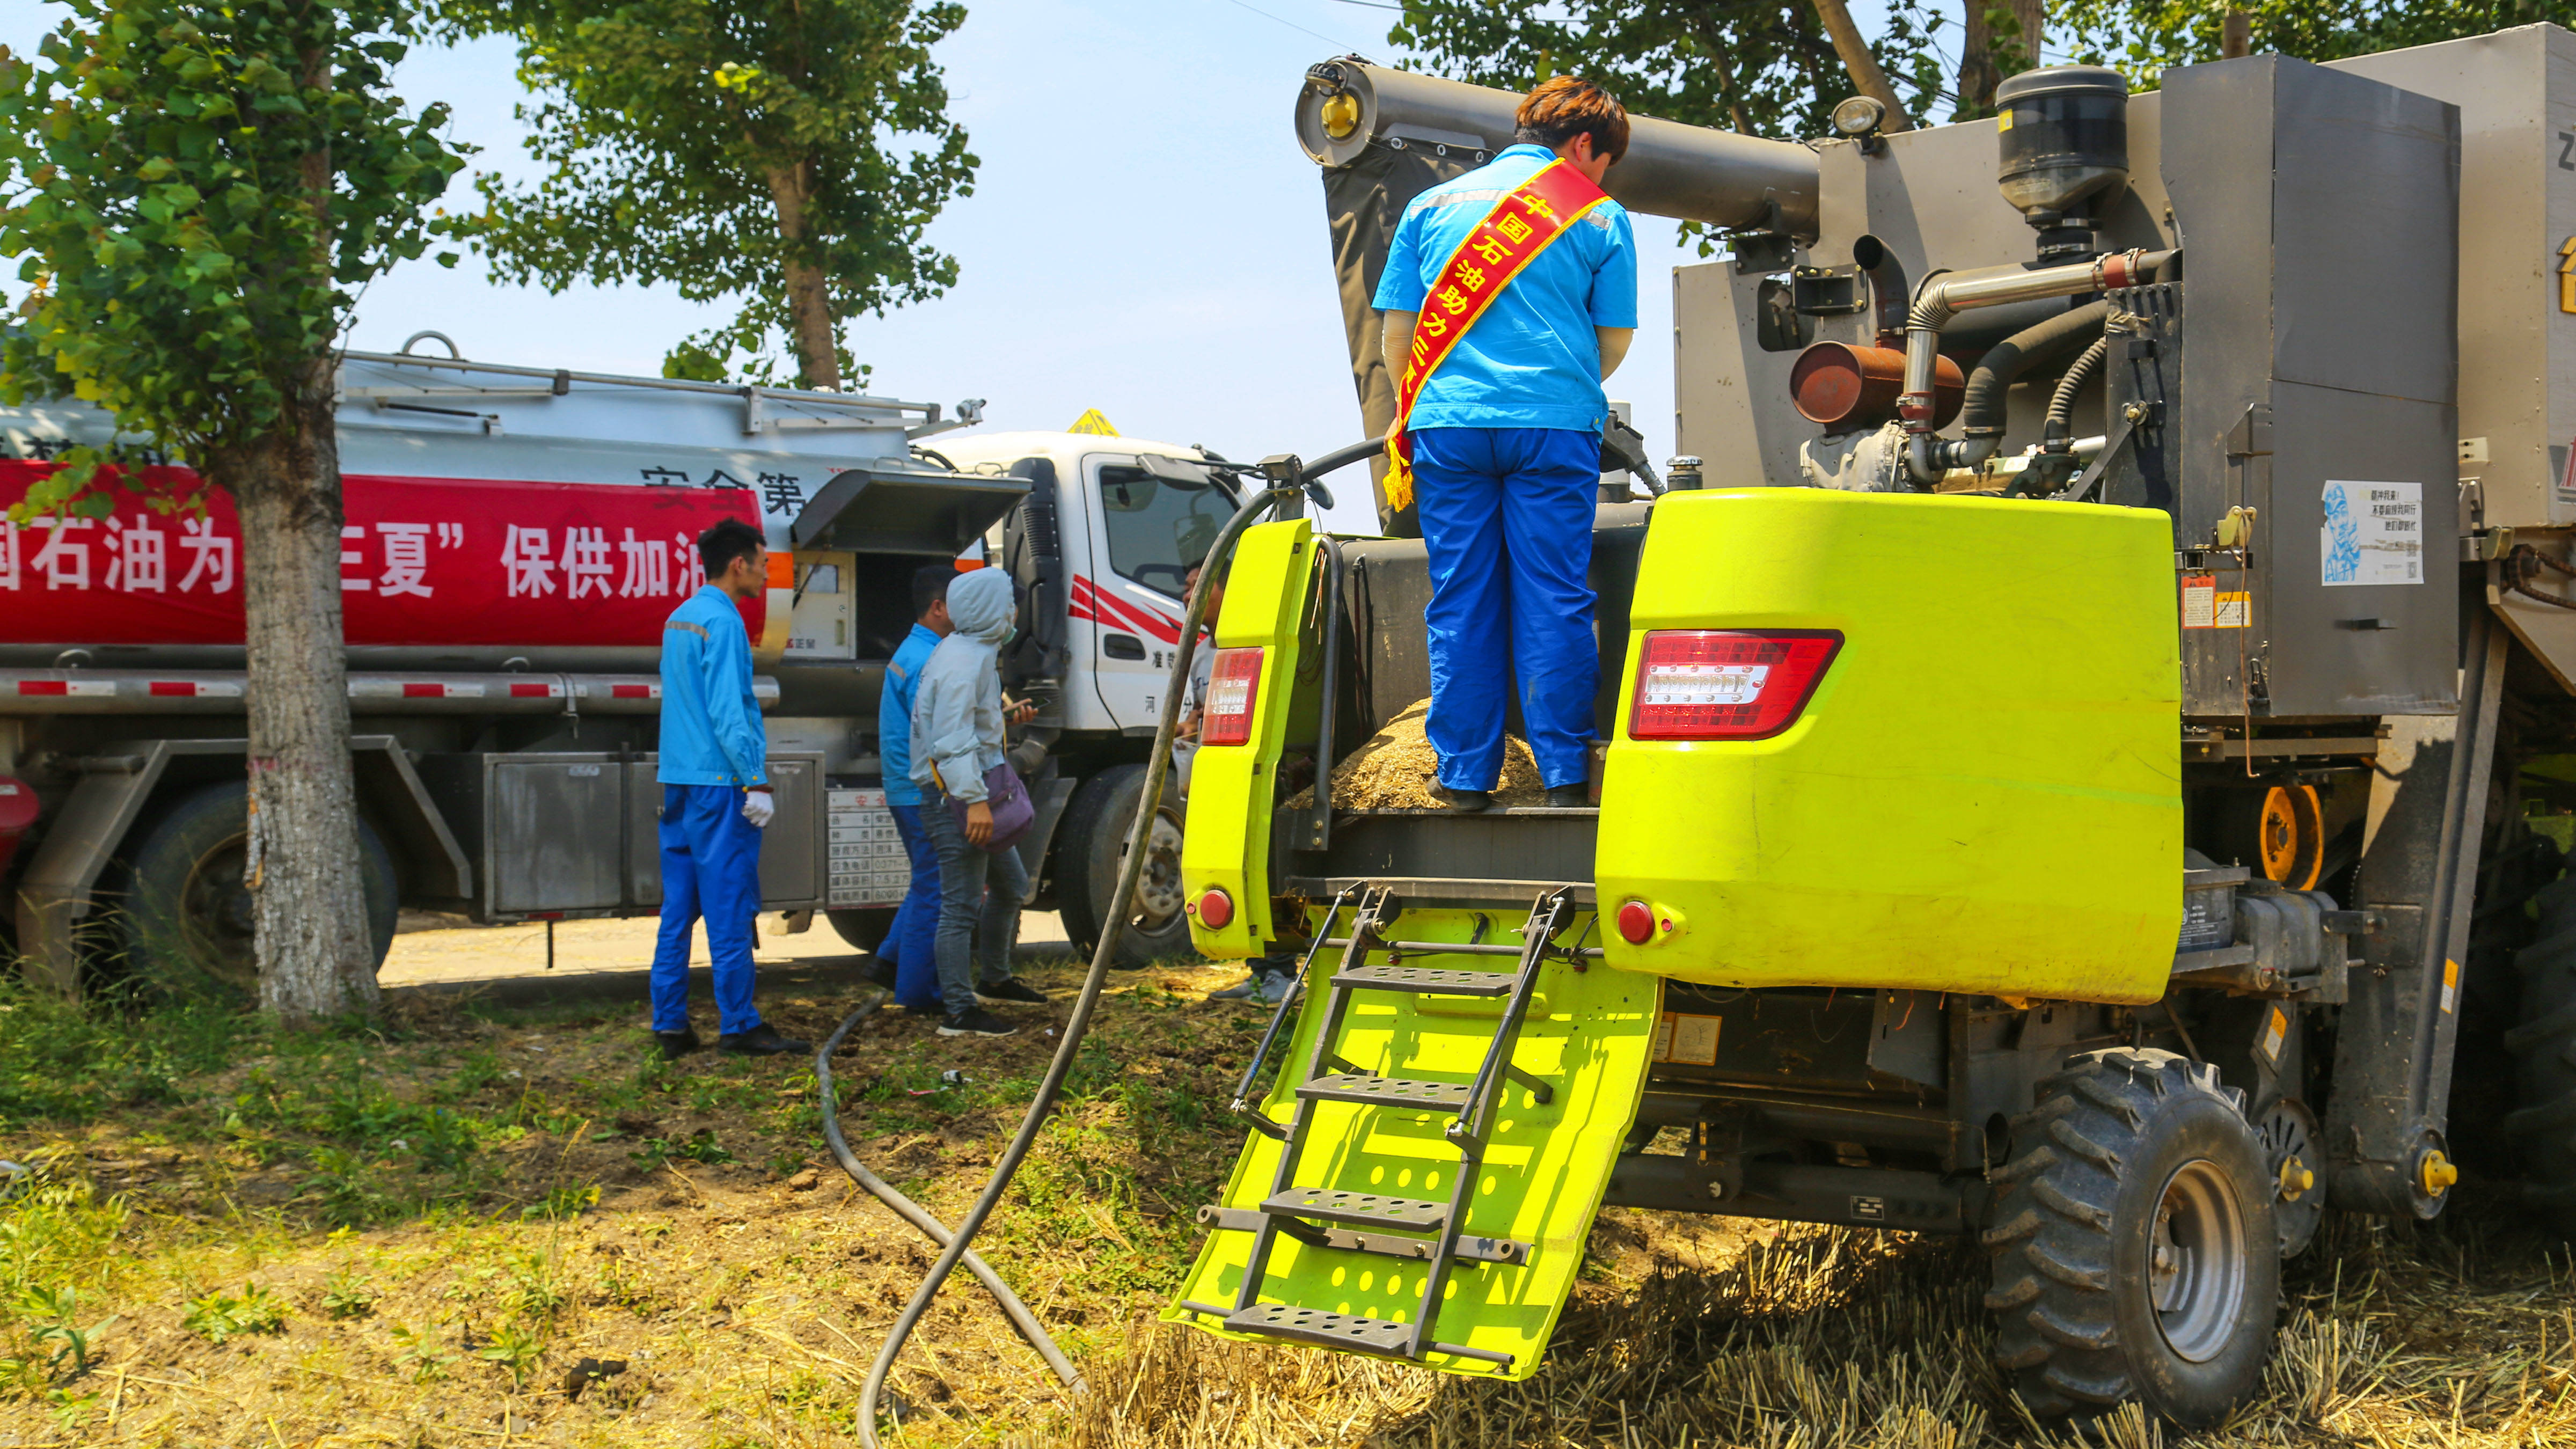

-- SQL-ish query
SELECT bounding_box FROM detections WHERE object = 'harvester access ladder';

[1178,884,1596,1367]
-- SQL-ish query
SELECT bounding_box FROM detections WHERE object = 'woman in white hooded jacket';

[908,566,1048,1036]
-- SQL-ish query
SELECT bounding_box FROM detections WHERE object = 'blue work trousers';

[881,802,945,1012]
[921,787,1029,1014]
[649,784,765,1037]
[1412,426,1600,790]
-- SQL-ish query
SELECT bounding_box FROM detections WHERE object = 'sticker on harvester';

[2442,958,2460,1014]
[2183,575,2249,628]
[1653,1012,1722,1066]
[2320,480,2424,586]
[2182,575,2215,628]
[2259,1006,2288,1064]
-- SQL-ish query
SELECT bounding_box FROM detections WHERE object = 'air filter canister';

[1995,65,2129,221]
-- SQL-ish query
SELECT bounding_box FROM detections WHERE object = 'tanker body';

[0,343,1240,990]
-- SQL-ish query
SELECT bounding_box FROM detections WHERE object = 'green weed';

[180,1283,285,1343]
[473,1322,545,1387]
[321,1269,378,1320]
[387,1321,457,1382]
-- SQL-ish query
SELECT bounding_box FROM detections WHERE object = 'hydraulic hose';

[1957,299,2109,444]
[811,999,1084,1392]
[851,443,1372,1447]
[2048,336,2110,435]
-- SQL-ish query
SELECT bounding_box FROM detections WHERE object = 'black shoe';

[976,978,1048,1006]
[1434,787,1491,814]
[1546,784,1590,808]
[864,958,898,991]
[718,1023,811,1056]
[654,1027,702,1061]
[937,1008,1020,1039]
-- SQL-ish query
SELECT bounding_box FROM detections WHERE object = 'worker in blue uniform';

[1372,77,1637,811]
[872,564,954,1014]
[649,516,809,1059]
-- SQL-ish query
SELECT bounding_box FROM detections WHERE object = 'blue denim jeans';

[920,786,1029,1012]
[882,803,944,1012]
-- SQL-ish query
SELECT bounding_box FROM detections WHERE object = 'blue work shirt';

[1372,143,1638,434]
[879,621,941,807]
[656,585,767,788]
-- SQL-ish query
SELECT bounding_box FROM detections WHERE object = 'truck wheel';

[1054,763,1195,968]
[1984,1048,2279,1428]
[118,782,399,993]
[828,908,897,954]
[2505,878,2576,1235]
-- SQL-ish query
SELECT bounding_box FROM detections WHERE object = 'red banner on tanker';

[0,464,764,646]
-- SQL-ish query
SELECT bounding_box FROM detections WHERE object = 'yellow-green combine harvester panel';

[1162,911,1658,1378]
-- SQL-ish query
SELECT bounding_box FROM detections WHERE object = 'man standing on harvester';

[648,517,809,1059]
[1374,76,1637,812]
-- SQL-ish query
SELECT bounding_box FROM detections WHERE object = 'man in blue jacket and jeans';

[870,564,953,1013]
[650,516,809,1059]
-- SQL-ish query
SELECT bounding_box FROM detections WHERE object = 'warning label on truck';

[1652,1012,1722,1066]
[2319,480,2423,587]
[2180,575,2249,629]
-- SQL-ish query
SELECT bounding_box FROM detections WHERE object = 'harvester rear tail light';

[1615,899,1656,945]
[1203,648,1264,747]
[1193,888,1235,929]
[1629,630,1842,741]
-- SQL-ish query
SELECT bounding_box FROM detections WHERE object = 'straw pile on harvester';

[1293,698,1547,810]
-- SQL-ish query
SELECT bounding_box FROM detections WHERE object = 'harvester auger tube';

[841,442,1372,1447]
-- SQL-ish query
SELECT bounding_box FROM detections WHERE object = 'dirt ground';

[0,925,2568,1448]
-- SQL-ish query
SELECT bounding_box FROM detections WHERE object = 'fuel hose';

[840,442,1371,1447]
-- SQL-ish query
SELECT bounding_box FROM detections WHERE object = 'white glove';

[741,790,775,829]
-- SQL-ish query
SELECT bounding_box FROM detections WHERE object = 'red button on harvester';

[1195,888,1235,930]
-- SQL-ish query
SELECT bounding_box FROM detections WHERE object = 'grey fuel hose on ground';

[843,445,1367,1447]
[812,998,1084,1393]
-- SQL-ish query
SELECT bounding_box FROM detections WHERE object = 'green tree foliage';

[1381,1,1961,143]
[2054,0,2576,81]
[447,0,978,391]
[0,0,462,517]
[0,0,465,1022]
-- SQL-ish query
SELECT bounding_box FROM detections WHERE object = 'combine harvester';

[1159,25,2576,1425]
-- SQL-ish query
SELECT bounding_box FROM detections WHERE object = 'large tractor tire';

[115,781,399,994]
[1053,763,1195,969]
[2505,874,2576,1235]
[828,908,897,954]
[1985,1048,2280,1428]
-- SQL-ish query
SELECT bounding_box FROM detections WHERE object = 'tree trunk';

[764,160,842,392]
[1809,0,1913,130]
[1959,0,2046,117]
[207,358,378,1023]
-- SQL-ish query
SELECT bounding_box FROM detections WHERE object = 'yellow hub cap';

[2418,1150,2458,1196]
[2276,1154,2314,1203]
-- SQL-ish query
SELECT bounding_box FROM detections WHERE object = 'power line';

[1223,0,1365,53]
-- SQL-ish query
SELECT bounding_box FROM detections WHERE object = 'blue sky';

[0,1,1991,535]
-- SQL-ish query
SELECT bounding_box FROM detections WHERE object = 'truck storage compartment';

[1594,488,2180,1002]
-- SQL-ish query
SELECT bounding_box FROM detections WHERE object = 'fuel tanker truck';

[1161,24,2576,1428]
[0,339,1240,991]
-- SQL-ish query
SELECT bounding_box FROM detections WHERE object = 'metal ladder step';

[1330,963,1518,997]
[1196,1205,1528,1264]
[1297,1071,1473,1111]
[1263,1188,1447,1231]
[1213,1304,1513,1366]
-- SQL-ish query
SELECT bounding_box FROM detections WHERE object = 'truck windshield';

[1099,463,1231,598]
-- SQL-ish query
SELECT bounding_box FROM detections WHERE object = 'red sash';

[1386,158,1611,512]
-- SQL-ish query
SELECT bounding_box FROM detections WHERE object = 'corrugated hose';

[821,443,1368,1446]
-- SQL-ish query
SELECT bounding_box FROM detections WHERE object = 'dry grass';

[1292,698,1547,810]
[0,961,2569,1448]
[1044,1208,2576,1449]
